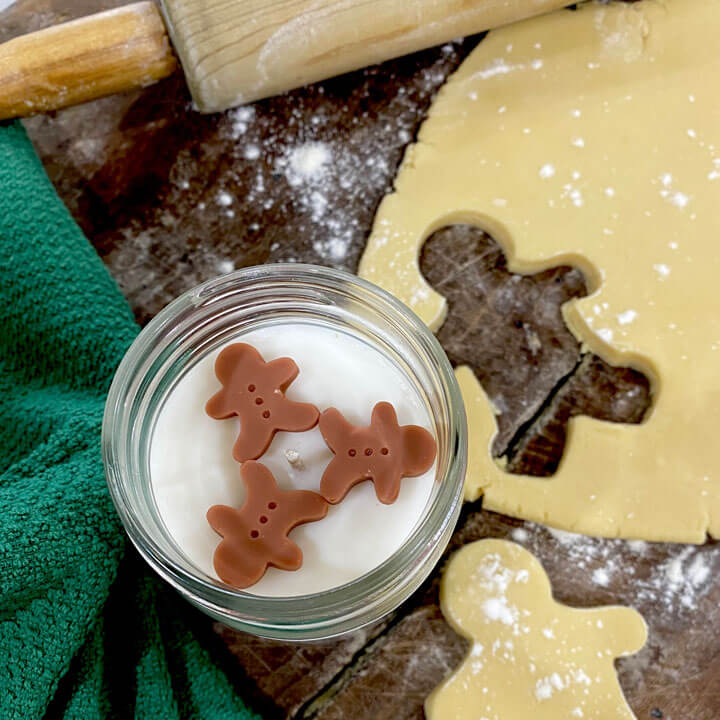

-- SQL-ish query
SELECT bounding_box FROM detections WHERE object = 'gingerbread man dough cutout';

[206,343,319,462]
[426,539,646,720]
[359,0,720,542]
[207,461,328,588]
[318,402,437,504]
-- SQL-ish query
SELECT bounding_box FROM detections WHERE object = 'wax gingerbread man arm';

[205,344,257,418]
[318,408,362,503]
[370,401,398,428]
[271,538,303,571]
[232,430,270,465]
[401,425,437,475]
[318,457,358,504]
[206,377,239,419]
[271,490,328,570]
[273,399,321,434]
[317,407,355,454]
[370,403,410,504]
[262,357,300,390]
[372,403,437,475]
[206,504,240,537]
[288,489,331,520]
[240,460,277,494]
[206,505,267,588]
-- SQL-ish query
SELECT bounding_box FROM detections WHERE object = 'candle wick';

[285,449,305,471]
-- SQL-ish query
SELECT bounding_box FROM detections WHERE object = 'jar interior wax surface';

[149,321,437,597]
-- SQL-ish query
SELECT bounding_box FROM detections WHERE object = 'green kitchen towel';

[0,121,261,720]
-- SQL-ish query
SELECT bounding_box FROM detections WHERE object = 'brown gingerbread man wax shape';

[207,461,328,589]
[206,343,319,462]
[319,402,437,504]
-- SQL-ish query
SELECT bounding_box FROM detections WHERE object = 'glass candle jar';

[103,264,467,640]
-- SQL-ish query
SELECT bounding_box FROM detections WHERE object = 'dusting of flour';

[87,40,466,322]
[526,524,715,615]
[442,542,643,719]
[212,42,465,268]
[506,521,719,699]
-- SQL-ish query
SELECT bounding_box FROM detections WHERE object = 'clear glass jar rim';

[103,264,467,633]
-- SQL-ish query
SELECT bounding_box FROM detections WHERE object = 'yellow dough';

[359,0,720,542]
[425,539,646,720]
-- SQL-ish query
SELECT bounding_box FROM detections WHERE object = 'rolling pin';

[0,0,571,119]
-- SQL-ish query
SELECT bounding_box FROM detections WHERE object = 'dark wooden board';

[4,1,720,718]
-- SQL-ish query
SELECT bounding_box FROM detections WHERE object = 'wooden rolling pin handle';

[0,2,176,120]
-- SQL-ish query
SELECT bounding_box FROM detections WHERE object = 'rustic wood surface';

[4,1,720,718]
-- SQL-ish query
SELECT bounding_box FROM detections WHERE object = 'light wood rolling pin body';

[0,0,570,119]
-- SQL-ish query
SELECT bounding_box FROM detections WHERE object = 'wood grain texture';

[0,1,175,119]
[215,619,392,717]
[7,0,719,716]
[163,0,570,111]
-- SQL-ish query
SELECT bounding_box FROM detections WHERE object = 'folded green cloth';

[0,121,260,720]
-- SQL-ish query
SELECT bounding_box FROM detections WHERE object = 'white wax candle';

[150,322,436,596]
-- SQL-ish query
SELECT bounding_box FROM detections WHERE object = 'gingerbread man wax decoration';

[206,343,319,462]
[318,401,437,504]
[207,461,328,589]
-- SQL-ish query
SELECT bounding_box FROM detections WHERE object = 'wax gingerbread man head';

[207,461,328,589]
[426,539,647,720]
[318,401,437,504]
[206,343,319,462]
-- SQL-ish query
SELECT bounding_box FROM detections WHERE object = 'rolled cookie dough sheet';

[360,0,720,542]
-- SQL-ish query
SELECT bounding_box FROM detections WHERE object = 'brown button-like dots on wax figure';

[318,401,437,505]
[206,343,320,462]
[207,461,329,589]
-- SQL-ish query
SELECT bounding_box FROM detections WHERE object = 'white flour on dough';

[426,540,646,720]
[360,0,720,542]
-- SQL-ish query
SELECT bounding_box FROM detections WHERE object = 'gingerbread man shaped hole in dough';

[418,225,651,474]
[360,0,720,542]
[426,539,647,720]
